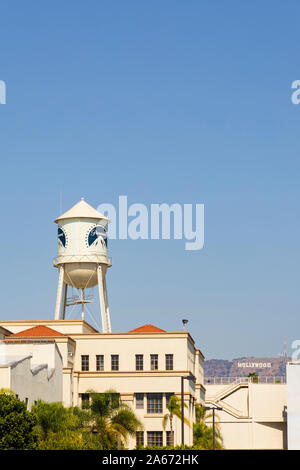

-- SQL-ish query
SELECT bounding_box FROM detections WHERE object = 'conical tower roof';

[54,197,110,223]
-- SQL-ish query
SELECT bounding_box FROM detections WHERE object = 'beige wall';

[71,333,199,447]
[205,382,287,449]
[71,335,194,373]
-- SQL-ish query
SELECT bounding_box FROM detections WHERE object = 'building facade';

[286,361,300,450]
[205,378,287,449]
[0,319,205,448]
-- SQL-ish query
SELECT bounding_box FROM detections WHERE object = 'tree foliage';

[86,389,143,449]
[32,400,91,449]
[31,391,143,450]
[162,395,190,445]
[193,404,223,449]
[0,393,37,449]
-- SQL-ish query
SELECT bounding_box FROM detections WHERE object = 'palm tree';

[194,404,223,449]
[193,422,223,449]
[32,400,86,441]
[162,395,190,446]
[248,372,259,383]
[195,402,206,424]
[86,389,143,449]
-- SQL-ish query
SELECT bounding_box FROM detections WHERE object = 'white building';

[205,377,287,449]
[0,319,205,448]
[286,361,300,450]
[0,325,63,409]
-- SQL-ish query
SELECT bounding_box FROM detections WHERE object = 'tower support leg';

[103,275,111,332]
[61,282,68,320]
[55,265,65,320]
[97,265,111,333]
[81,288,85,320]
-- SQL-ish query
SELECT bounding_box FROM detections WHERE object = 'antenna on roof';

[182,319,188,331]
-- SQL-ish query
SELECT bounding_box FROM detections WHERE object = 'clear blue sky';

[0,1,299,359]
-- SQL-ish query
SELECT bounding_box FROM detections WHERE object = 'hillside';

[204,356,289,378]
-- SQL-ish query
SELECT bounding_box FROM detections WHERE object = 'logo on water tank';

[86,224,107,248]
[58,227,67,248]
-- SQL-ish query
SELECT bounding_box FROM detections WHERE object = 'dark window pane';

[81,355,89,371]
[147,431,163,446]
[96,355,104,371]
[136,393,144,409]
[147,393,163,414]
[166,431,174,446]
[111,355,119,371]
[136,355,143,371]
[136,431,144,447]
[150,354,158,370]
[166,354,173,370]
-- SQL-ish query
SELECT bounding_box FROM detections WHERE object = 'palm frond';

[162,413,170,430]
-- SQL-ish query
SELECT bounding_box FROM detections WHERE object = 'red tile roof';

[128,324,166,333]
[8,325,65,338]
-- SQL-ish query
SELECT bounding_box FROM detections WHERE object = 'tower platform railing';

[53,254,112,267]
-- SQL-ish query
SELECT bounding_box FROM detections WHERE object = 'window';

[166,393,174,407]
[147,431,163,447]
[136,393,144,409]
[111,355,119,371]
[135,354,143,371]
[165,354,173,370]
[81,393,90,409]
[150,354,158,370]
[96,355,104,371]
[136,431,144,447]
[166,431,174,446]
[81,355,89,371]
[25,398,28,409]
[147,393,163,414]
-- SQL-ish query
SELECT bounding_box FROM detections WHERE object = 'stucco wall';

[1,343,63,409]
[205,382,287,449]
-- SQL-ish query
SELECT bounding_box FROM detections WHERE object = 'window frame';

[111,354,119,371]
[135,354,144,371]
[96,354,104,371]
[166,430,174,446]
[136,393,144,409]
[150,354,158,371]
[147,431,163,447]
[81,355,89,371]
[147,393,163,414]
[165,354,174,370]
[136,431,144,447]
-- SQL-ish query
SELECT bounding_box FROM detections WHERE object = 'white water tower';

[53,197,112,332]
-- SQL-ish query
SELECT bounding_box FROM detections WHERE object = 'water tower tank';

[53,197,112,332]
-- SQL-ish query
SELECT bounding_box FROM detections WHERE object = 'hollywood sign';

[237,362,272,368]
